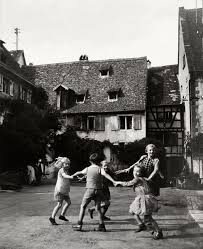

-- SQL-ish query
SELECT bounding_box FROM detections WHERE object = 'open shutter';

[134,114,142,130]
[10,81,14,96]
[0,74,3,91]
[111,116,119,131]
[95,115,105,131]
[81,115,87,130]
[74,115,82,129]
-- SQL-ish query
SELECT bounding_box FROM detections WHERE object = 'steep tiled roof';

[179,7,203,72]
[0,41,33,85]
[147,65,180,106]
[25,57,148,113]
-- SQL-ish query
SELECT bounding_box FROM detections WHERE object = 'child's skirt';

[129,194,158,215]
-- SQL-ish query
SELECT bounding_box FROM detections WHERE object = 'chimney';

[79,54,88,61]
[147,59,152,69]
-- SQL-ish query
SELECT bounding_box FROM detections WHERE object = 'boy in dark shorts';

[72,153,118,232]
[88,160,113,221]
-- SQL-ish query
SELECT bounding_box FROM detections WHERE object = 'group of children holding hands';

[49,144,164,240]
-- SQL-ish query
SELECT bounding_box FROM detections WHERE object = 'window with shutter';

[74,115,82,129]
[0,74,3,91]
[95,115,105,131]
[88,116,95,130]
[10,81,14,96]
[134,114,142,130]
[81,116,87,130]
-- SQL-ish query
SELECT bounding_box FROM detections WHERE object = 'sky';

[0,0,202,66]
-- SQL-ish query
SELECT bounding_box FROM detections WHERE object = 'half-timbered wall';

[147,105,184,156]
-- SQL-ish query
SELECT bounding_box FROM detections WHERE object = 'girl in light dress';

[49,157,73,225]
[116,144,164,196]
[119,165,163,240]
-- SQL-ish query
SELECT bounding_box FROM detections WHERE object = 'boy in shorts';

[72,153,118,232]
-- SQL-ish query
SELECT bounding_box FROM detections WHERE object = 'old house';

[25,56,148,161]
[178,7,203,180]
[147,65,184,178]
[0,40,35,124]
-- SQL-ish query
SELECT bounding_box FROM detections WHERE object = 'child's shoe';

[49,217,58,225]
[88,208,94,219]
[135,223,147,233]
[95,223,106,232]
[72,221,83,231]
[152,229,163,240]
[59,215,69,221]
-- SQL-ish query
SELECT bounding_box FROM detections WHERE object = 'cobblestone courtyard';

[0,183,202,249]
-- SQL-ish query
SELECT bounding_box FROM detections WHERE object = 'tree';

[0,97,60,173]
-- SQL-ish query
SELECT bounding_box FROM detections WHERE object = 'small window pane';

[88,117,95,130]
[127,116,132,129]
[119,116,125,129]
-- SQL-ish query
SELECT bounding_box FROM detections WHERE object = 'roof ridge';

[30,56,147,67]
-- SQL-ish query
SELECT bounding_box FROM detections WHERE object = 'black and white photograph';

[0,0,203,248]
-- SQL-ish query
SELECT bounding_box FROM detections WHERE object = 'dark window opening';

[127,116,132,129]
[119,116,132,130]
[119,116,125,129]
[108,91,117,100]
[100,69,109,76]
[76,94,85,103]
[88,117,95,130]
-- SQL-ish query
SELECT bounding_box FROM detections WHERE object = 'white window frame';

[76,94,86,104]
[108,91,118,102]
[118,115,133,130]
[100,69,109,78]
[87,116,95,130]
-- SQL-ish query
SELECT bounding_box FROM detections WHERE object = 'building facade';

[0,40,35,123]
[147,65,184,178]
[25,56,148,161]
[178,7,203,180]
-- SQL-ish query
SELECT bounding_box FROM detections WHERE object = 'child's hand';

[115,170,126,175]
[114,181,124,187]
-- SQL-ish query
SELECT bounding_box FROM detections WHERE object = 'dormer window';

[75,90,87,104]
[76,94,85,103]
[99,65,113,78]
[107,88,121,102]
[100,69,109,77]
[108,91,118,102]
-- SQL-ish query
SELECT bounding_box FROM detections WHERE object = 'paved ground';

[0,181,203,249]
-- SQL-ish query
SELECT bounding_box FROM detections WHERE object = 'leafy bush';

[0,99,60,173]
[55,127,108,173]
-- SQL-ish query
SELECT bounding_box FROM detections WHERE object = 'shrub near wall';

[0,99,60,174]
[55,127,107,173]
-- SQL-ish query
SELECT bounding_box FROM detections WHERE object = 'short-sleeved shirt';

[54,168,70,195]
[86,165,102,189]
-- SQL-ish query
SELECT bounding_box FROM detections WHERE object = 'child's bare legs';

[133,214,147,232]
[95,202,104,225]
[49,201,63,225]
[95,202,106,231]
[101,201,110,220]
[51,201,63,219]
[144,214,163,239]
[134,214,143,225]
[61,199,71,217]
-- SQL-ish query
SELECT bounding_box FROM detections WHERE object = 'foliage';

[0,98,60,173]
[32,86,49,110]
[55,127,106,173]
[116,137,165,168]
